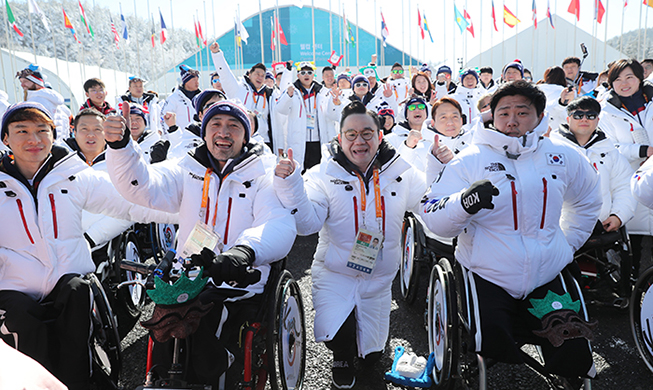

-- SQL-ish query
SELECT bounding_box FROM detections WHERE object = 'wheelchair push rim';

[427,258,457,388]
[630,266,653,373]
[123,233,145,308]
[399,215,420,304]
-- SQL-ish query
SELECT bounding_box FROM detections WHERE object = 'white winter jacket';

[0,146,175,301]
[106,139,296,294]
[632,155,653,208]
[273,140,426,355]
[537,83,571,132]
[26,88,70,141]
[420,118,601,299]
[160,87,195,132]
[450,86,484,122]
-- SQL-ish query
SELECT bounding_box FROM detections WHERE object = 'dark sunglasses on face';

[571,111,598,120]
[392,69,404,74]
[299,70,314,76]
[408,103,426,111]
[342,129,376,141]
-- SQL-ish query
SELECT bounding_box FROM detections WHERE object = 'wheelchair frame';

[630,264,653,374]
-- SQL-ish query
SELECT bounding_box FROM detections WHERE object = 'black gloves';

[149,140,170,163]
[190,246,260,287]
[461,179,500,215]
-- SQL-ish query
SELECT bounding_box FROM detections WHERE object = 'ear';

[337,133,341,143]
[85,92,90,98]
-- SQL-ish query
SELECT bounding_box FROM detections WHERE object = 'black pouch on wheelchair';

[528,291,598,347]
[141,298,214,343]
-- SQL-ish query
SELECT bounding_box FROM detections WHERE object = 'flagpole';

[408,0,411,67]
[554,0,557,64]
[603,0,609,69]
[312,0,316,63]
[277,0,281,62]
[4,2,19,101]
[329,0,333,56]
[1,5,9,93]
[620,0,625,54]
[545,10,549,67]
[531,15,535,71]
[27,7,37,63]
[355,0,359,67]
[491,1,494,69]
[639,1,644,59]
[259,0,264,64]
[374,0,377,61]
[212,0,216,38]
[515,1,518,62]
[132,0,141,76]
[645,6,649,60]
[401,1,405,66]
[592,6,597,71]
[93,0,103,83]
[112,42,118,99]
[150,11,156,93]
[170,0,175,72]
[501,1,505,66]
[479,0,483,67]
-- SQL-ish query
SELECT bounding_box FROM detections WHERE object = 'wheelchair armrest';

[577,230,622,253]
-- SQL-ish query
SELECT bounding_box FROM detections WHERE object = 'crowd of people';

[3,45,653,390]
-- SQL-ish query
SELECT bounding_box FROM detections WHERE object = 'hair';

[83,78,105,92]
[391,62,403,70]
[543,66,567,87]
[642,59,653,66]
[247,110,259,134]
[479,66,493,75]
[431,96,463,120]
[566,96,601,115]
[490,80,547,117]
[411,73,433,97]
[562,56,581,67]
[128,78,144,87]
[5,108,55,135]
[249,63,266,74]
[524,68,532,77]
[322,66,335,74]
[476,93,493,112]
[73,108,106,129]
[607,58,645,90]
[339,101,381,132]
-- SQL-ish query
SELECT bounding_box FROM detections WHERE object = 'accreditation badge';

[179,220,222,259]
[306,112,316,131]
[346,228,384,274]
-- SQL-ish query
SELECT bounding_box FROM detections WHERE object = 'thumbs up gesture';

[104,101,130,143]
[431,133,454,164]
[275,148,296,178]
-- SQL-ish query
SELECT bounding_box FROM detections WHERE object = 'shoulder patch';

[546,153,566,166]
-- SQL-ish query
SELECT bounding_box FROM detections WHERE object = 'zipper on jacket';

[540,178,548,229]
[223,197,233,244]
[49,194,58,239]
[381,196,386,235]
[510,181,518,230]
[16,199,35,244]
[353,196,359,234]
[205,196,210,225]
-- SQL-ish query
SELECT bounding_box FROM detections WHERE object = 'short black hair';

[490,80,547,117]
[479,66,493,75]
[83,78,105,92]
[642,59,653,66]
[250,63,266,73]
[392,62,403,70]
[73,108,106,129]
[322,66,335,74]
[562,57,581,67]
[566,96,601,116]
[608,58,644,90]
[339,101,381,132]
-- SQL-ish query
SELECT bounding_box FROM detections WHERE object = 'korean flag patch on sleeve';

[546,153,565,166]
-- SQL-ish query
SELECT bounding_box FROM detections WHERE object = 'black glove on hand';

[460,179,500,215]
[149,140,171,163]
[190,246,259,287]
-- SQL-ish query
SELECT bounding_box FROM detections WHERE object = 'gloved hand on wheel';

[190,246,260,287]
[460,179,500,215]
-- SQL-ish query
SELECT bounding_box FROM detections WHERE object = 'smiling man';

[420,80,601,386]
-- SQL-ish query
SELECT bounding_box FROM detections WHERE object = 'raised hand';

[104,101,129,143]
[275,148,296,178]
[163,112,176,127]
[405,129,422,149]
[431,134,454,164]
[383,83,393,98]
[209,42,220,53]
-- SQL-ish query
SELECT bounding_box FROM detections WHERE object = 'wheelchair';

[426,257,593,390]
[399,211,455,304]
[120,253,306,390]
[629,264,653,374]
[574,226,632,309]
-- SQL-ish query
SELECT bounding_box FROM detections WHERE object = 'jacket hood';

[293,79,323,95]
[473,113,550,159]
[28,88,64,105]
[63,137,106,165]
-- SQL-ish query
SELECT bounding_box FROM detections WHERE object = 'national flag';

[5,0,23,37]
[270,17,275,50]
[344,12,355,46]
[159,9,167,44]
[120,4,129,44]
[417,10,424,40]
[491,0,498,31]
[422,11,433,43]
[194,17,201,47]
[275,16,288,45]
[150,15,156,48]
[198,18,207,46]
[568,0,580,20]
[63,7,80,42]
[28,0,49,32]
[503,5,520,27]
[236,13,248,45]
[79,1,94,39]
[454,4,469,33]
[381,12,390,46]
[464,9,475,37]
[327,50,343,67]
[547,0,555,28]
[110,15,120,48]
[646,0,653,8]
[595,0,606,23]
[532,0,538,29]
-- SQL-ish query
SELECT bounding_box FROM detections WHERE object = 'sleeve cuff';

[107,128,132,149]
[639,145,649,158]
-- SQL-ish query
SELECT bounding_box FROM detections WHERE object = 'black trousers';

[303,141,322,171]
[629,234,650,278]
[0,274,92,390]
[324,310,382,365]
[471,271,594,378]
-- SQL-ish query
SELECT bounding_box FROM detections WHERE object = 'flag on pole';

[454,4,469,34]
[28,0,49,32]
[120,4,129,44]
[270,17,276,50]
[327,50,343,67]
[110,15,120,48]
[422,11,433,43]
[568,0,580,20]
[417,10,424,40]
[5,0,23,37]
[159,9,168,44]
[344,12,355,46]
[236,13,248,45]
[491,0,498,31]
[547,0,555,28]
[194,17,201,47]
[645,0,653,8]
[464,9,475,37]
[595,0,606,23]
[78,1,94,39]
[381,11,390,46]
[150,15,156,48]
[532,0,538,29]
[63,7,80,42]
[198,17,207,46]
[503,5,520,27]
[275,16,288,45]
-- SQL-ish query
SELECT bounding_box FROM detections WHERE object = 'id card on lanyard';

[303,92,317,131]
[346,168,384,274]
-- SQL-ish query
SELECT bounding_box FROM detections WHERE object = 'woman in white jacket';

[274,101,425,389]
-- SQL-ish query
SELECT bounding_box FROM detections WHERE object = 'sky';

[91,0,646,67]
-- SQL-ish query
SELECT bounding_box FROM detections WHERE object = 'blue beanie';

[351,74,369,86]
[16,64,46,88]
[404,96,428,119]
[180,64,199,86]
[336,73,351,85]
[503,61,524,77]
[201,100,251,144]
[437,65,452,75]
[460,68,479,83]
[2,102,55,141]
[192,88,227,113]
[420,63,432,73]
[129,104,148,126]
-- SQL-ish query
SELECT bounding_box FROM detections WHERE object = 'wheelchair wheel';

[630,266,653,373]
[399,214,421,304]
[114,231,144,339]
[267,270,306,390]
[87,273,122,387]
[427,258,458,389]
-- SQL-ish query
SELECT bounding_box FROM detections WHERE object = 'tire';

[399,215,421,304]
[87,273,122,388]
[114,231,144,339]
[267,270,306,390]
[427,258,457,390]
[630,266,653,373]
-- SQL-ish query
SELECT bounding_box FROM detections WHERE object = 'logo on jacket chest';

[484,162,506,172]
[188,172,204,181]
[546,153,566,166]
[330,179,350,186]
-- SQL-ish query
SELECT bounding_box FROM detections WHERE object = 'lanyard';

[355,168,383,231]
[199,168,213,221]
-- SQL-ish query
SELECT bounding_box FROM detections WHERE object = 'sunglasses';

[354,82,368,88]
[211,79,220,84]
[299,70,314,76]
[392,69,404,74]
[342,129,376,141]
[570,111,598,120]
[408,103,426,111]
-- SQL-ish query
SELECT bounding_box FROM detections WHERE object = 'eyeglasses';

[211,79,220,84]
[299,70,314,76]
[88,88,105,94]
[407,103,426,111]
[570,111,599,120]
[342,129,376,141]
[392,69,404,74]
[354,82,368,88]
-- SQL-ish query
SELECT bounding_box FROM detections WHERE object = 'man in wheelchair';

[420,81,602,383]
[104,99,296,388]
[0,102,176,389]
